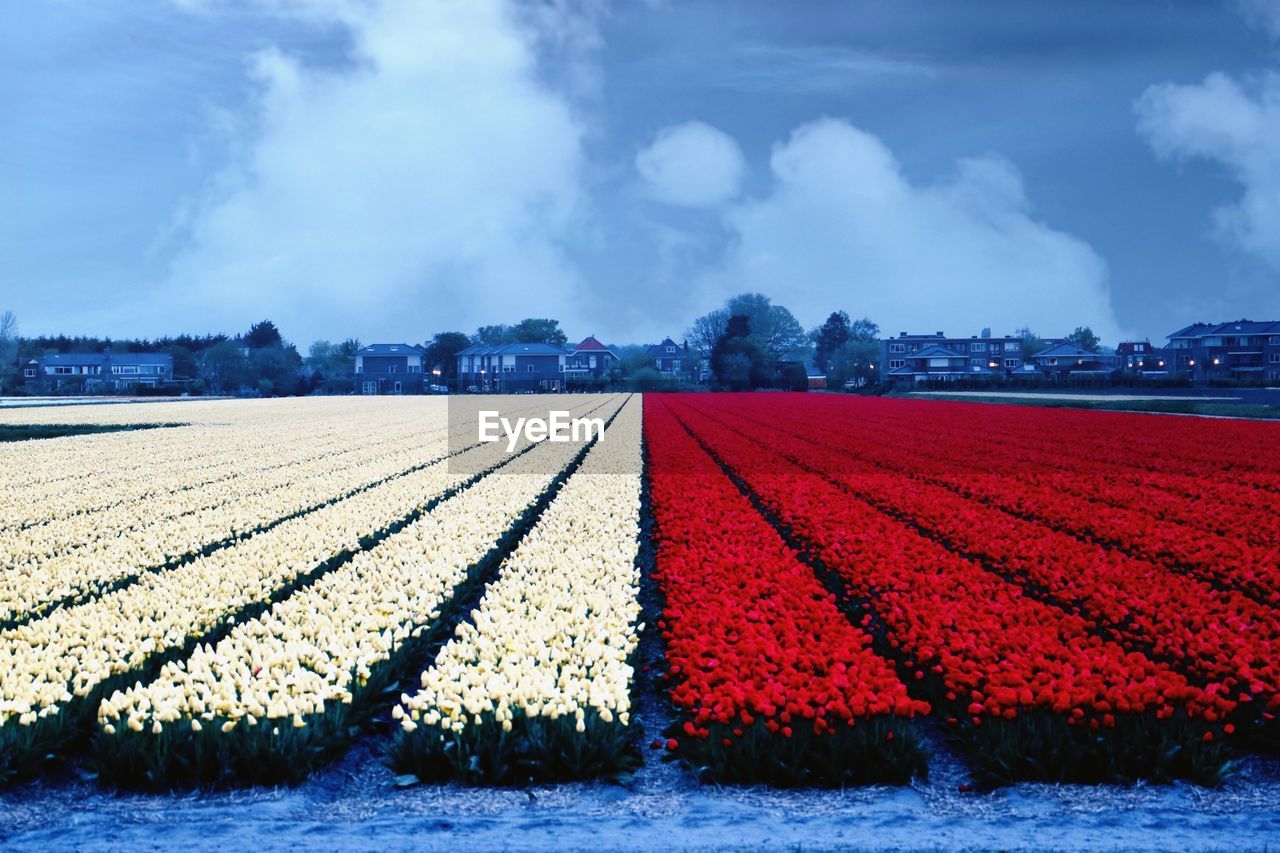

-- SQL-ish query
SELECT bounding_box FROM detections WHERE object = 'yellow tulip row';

[0,415,449,567]
[0,404,438,530]
[393,396,642,779]
[93,400,618,768]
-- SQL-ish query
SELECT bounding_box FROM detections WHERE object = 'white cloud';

[635,121,745,208]
[699,119,1121,342]
[1137,71,1280,271]
[145,0,597,342]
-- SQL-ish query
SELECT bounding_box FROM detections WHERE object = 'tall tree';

[848,316,879,343]
[686,309,729,356]
[244,320,283,350]
[1067,326,1101,352]
[0,310,18,394]
[473,324,514,346]
[201,340,250,394]
[425,331,471,387]
[510,318,568,348]
[1014,326,1047,358]
[813,311,851,373]
[710,314,769,390]
[725,293,807,356]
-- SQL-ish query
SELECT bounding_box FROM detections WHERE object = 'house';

[776,356,827,390]
[1165,320,1280,382]
[456,342,568,392]
[1116,340,1169,376]
[1030,343,1115,378]
[646,337,693,380]
[880,331,1027,384]
[354,343,425,395]
[563,336,620,385]
[23,350,173,393]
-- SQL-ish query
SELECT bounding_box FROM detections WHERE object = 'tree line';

[0,303,1104,396]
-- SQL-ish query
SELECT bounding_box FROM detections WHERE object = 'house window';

[1271,370,1280,381]
[53,366,73,375]
[970,358,984,368]
[673,359,681,371]
[665,346,676,353]
[388,365,399,373]
[1270,336,1280,346]
[1270,353,1280,364]
[889,343,906,354]
[589,355,597,368]
[503,365,514,373]
[1004,358,1019,368]
[969,343,986,352]
[23,367,35,378]
[393,381,402,394]
[889,359,905,369]
[527,364,536,373]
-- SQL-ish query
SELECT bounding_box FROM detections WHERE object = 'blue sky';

[3,0,1279,347]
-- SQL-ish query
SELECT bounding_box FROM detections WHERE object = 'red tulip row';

[644,399,927,785]
[716,394,1280,607]
[653,395,1233,784]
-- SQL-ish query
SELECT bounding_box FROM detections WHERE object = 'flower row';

[0,401,440,532]
[393,396,643,784]
[643,399,928,785]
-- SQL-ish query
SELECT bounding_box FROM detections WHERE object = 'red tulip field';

[646,393,1280,786]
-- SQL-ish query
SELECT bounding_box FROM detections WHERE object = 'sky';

[2,0,1280,348]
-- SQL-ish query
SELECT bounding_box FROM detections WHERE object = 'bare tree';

[686,308,728,356]
[0,310,18,395]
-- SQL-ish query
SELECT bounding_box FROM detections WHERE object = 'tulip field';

[1,392,1280,800]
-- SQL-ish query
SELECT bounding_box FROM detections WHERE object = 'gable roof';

[1034,342,1100,360]
[357,343,424,356]
[646,337,684,357]
[572,335,615,354]
[906,344,965,360]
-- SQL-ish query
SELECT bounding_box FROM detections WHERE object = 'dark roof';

[646,337,683,357]
[357,343,424,356]
[459,343,569,357]
[1167,320,1280,340]
[39,352,172,366]
[1034,342,1100,360]
[906,344,965,360]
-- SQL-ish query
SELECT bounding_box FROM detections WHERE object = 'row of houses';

[879,319,1280,384]
[19,350,174,394]
[355,335,698,394]
[20,319,1278,396]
